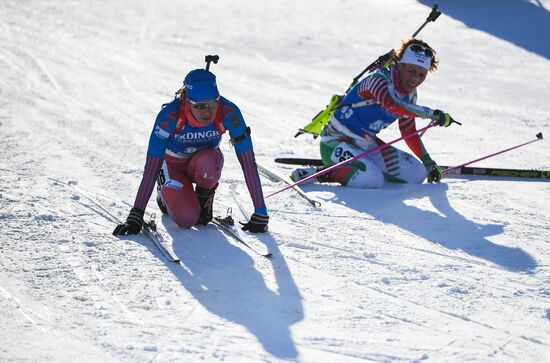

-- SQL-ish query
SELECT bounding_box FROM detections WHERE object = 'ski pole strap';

[230,126,251,145]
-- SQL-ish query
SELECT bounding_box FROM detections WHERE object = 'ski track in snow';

[1,0,550,362]
[0,285,48,333]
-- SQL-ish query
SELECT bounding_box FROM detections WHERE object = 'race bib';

[157,163,184,190]
[330,143,358,164]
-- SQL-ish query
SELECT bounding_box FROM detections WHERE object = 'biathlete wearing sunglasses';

[113,69,268,236]
[296,39,457,189]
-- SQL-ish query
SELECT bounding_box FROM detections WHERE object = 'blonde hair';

[175,85,187,100]
[394,38,439,73]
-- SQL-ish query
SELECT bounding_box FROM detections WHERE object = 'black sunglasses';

[188,98,219,110]
[409,44,434,58]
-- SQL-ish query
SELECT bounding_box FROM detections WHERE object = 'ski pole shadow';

[307,182,537,272]
[159,215,303,359]
[417,0,550,60]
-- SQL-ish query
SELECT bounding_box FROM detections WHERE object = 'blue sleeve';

[146,100,179,157]
[222,100,268,215]
[132,100,178,211]
[133,155,163,211]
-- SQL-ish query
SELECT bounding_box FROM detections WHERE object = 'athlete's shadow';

[310,182,537,272]
[417,0,550,60]
[160,215,303,359]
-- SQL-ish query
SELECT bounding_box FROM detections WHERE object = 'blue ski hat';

[184,69,219,102]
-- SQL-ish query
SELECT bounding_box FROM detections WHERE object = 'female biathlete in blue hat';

[114,69,268,235]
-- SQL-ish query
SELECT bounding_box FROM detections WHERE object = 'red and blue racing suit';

[132,96,266,221]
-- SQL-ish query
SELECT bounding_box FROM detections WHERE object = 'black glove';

[432,109,456,127]
[113,207,144,235]
[240,213,269,233]
[423,158,444,183]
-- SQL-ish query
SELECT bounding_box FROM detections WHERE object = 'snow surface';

[1,0,550,362]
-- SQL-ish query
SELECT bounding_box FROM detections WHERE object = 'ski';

[227,184,274,258]
[212,209,272,258]
[257,162,321,207]
[443,166,550,179]
[229,184,252,221]
[60,179,273,260]
[141,216,180,263]
[64,180,180,263]
[275,157,324,166]
[274,157,550,179]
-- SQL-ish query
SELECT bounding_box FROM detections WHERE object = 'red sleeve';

[358,76,423,119]
[398,117,424,159]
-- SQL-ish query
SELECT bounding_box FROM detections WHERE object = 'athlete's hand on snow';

[432,109,459,127]
[423,158,444,183]
[240,213,269,233]
[113,207,144,235]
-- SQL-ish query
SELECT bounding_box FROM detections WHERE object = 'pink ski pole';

[266,123,436,199]
[444,132,543,174]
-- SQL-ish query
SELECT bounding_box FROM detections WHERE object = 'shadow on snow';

[418,0,550,60]
[306,181,537,272]
[159,215,303,360]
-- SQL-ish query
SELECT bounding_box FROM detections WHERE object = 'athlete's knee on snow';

[190,148,224,189]
[331,162,384,189]
[339,158,384,189]
[382,151,426,184]
[169,201,201,228]
[345,168,384,189]
[161,184,201,228]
